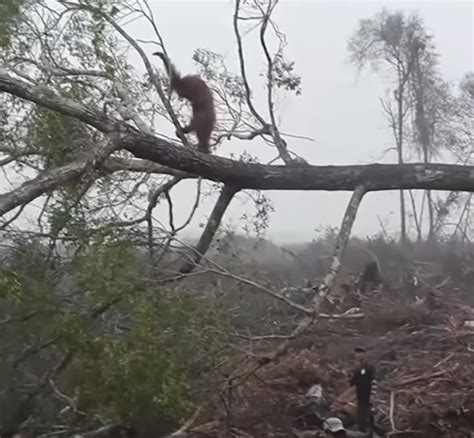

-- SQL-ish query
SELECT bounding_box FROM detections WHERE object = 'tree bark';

[396,76,407,243]
[256,185,367,365]
[178,185,239,275]
[425,151,435,240]
[313,185,367,309]
[122,138,474,193]
[3,71,474,219]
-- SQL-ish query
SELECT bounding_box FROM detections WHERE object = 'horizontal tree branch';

[2,70,474,195]
[123,135,474,192]
[103,157,193,177]
[0,156,193,218]
[0,159,88,217]
[0,69,121,132]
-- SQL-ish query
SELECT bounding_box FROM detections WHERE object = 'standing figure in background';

[349,347,377,433]
[357,261,383,294]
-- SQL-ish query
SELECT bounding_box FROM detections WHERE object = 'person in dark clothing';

[357,261,383,293]
[349,347,377,433]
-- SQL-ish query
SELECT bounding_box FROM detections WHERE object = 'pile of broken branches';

[176,285,474,438]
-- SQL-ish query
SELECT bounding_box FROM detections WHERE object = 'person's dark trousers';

[356,403,370,432]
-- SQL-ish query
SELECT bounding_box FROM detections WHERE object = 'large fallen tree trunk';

[2,70,474,201]
[123,135,474,192]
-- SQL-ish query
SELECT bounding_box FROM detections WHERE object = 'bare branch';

[214,127,270,143]
[0,159,88,217]
[57,0,189,146]
[12,57,109,78]
[103,157,192,177]
[233,0,267,127]
[176,178,202,232]
[255,185,367,366]
[0,68,120,133]
[0,204,27,229]
[256,0,293,164]
[204,267,313,314]
[0,310,56,326]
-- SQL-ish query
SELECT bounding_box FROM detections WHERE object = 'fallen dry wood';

[392,368,453,388]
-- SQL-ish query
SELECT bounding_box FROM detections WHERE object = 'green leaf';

[0,270,22,301]
[0,0,29,48]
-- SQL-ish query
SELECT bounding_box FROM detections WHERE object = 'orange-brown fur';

[153,52,216,154]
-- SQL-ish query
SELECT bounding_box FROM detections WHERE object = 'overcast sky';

[127,1,472,243]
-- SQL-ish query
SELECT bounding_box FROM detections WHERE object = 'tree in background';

[431,72,474,240]
[406,31,453,240]
[348,10,416,242]
[349,11,443,241]
[348,9,473,242]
